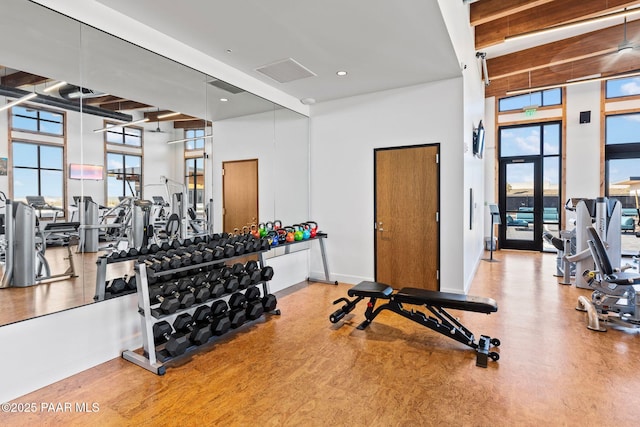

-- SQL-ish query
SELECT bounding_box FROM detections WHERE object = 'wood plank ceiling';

[472,0,640,98]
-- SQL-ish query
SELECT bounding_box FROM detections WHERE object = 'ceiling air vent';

[255,58,316,83]
[207,79,245,94]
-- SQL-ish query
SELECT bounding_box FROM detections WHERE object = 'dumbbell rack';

[93,254,138,301]
[122,255,278,375]
[259,232,337,285]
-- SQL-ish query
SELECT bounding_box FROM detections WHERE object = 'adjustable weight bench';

[330,281,500,367]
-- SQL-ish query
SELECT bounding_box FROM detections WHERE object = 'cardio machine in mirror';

[0,1,309,327]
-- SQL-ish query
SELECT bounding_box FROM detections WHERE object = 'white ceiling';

[90,0,462,104]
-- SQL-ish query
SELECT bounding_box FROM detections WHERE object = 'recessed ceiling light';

[220,98,228,102]
[226,49,232,54]
[336,70,348,76]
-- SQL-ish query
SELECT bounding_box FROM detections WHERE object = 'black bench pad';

[395,288,498,313]
[348,281,393,299]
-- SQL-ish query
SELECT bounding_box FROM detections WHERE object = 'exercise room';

[1,0,639,425]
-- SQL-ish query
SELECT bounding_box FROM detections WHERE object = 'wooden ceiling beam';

[470,0,554,27]
[485,53,640,98]
[143,110,196,122]
[1,71,50,88]
[486,20,639,80]
[475,0,640,49]
[99,100,150,111]
[173,119,212,129]
[82,95,124,106]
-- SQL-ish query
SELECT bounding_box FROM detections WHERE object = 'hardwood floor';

[0,247,132,326]
[2,250,640,426]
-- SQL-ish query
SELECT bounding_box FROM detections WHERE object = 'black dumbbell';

[244,261,262,284]
[193,302,231,336]
[193,236,203,244]
[163,282,196,308]
[261,266,274,281]
[107,277,127,294]
[148,243,160,254]
[262,294,278,312]
[202,272,226,298]
[244,286,264,320]
[148,285,181,314]
[125,275,137,291]
[152,321,189,356]
[176,277,210,303]
[228,292,247,328]
[138,246,150,256]
[173,313,212,346]
[127,247,139,257]
[140,255,167,272]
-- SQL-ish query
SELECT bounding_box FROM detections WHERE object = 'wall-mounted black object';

[473,120,485,159]
[579,111,591,124]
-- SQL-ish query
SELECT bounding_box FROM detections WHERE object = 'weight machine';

[0,195,77,288]
[568,197,622,289]
[577,226,640,331]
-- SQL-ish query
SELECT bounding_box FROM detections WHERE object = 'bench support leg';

[357,298,500,367]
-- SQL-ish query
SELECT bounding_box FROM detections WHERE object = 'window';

[498,88,562,112]
[104,122,142,147]
[185,128,205,151]
[185,157,204,211]
[106,153,142,206]
[605,113,640,145]
[604,113,640,253]
[606,76,640,99]
[11,105,64,135]
[12,141,64,208]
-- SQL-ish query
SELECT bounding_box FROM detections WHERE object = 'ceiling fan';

[148,108,168,133]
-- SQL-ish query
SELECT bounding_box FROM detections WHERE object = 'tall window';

[185,157,204,212]
[12,141,64,208]
[106,153,142,206]
[604,112,640,254]
[11,106,64,135]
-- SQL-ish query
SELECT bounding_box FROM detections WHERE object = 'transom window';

[185,129,205,151]
[605,76,640,99]
[11,105,64,135]
[104,122,142,147]
[498,88,562,112]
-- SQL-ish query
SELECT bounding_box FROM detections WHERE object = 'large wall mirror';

[0,0,309,327]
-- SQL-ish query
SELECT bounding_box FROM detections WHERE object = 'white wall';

[309,78,466,292]
[565,82,601,199]
[0,294,140,403]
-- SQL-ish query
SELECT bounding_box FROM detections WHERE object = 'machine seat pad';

[604,272,640,286]
[395,288,498,313]
[348,281,393,299]
[44,222,80,231]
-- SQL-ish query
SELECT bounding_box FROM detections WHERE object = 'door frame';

[373,143,440,287]
[498,157,543,251]
[222,158,259,233]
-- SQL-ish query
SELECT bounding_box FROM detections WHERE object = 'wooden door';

[222,159,258,233]
[375,145,439,290]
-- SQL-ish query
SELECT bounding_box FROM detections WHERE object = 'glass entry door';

[499,158,542,251]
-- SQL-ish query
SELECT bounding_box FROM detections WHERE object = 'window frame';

[498,88,562,112]
[10,104,65,137]
[102,120,143,147]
